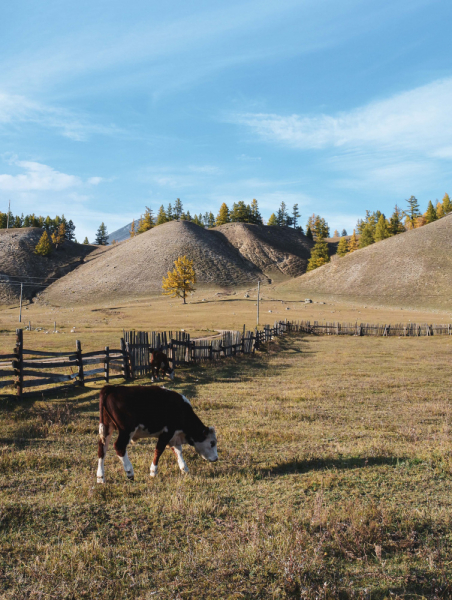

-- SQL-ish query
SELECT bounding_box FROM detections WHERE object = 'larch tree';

[130,220,137,238]
[34,231,53,256]
[348,230,359,253]
[156,205,168,226]
[216,203,230,226]
[333,229,339,238]
[95,223,109,245]
[359,223,374,248]
[374,215,391,242]
[83,236,89,244]
[389,205,405,235]
[137,207,154,234]
[442,193,451,215]
[307,239,330,271]
[162,256,197,304]
[336,236,349,257]
[436,201,445,219]
[267,213,278,226]
[51,222,66,249]
[424,201,437,223]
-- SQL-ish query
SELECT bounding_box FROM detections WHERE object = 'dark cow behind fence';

[97,385,217,483]
[150,350,174,382]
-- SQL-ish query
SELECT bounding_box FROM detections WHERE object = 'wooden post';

[76,340,84,387]
[105,346,110,383]
[126,341,134,378]
[19,283,23,323]
[120,338,129,379]
[14,328,23,398]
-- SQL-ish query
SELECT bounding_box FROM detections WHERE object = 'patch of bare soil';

[0,228,94,304]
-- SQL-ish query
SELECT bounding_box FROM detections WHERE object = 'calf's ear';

[209,426,216,434]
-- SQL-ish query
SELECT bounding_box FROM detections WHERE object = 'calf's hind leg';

[114,430,135,480]
[97,423,113,484]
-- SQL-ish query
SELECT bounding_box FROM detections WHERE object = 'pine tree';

[250,199,263,224]
[192,214,203,226]
[306,226,313,240]
[424,200,437,223]
[292,204,300,229]
[374,214,391,242]
[359,223,374,248]
[267,213,278,226]
[436,201,444,219]
[348,230,359,253]
[83,237,89,244]
[51,222,66,248]
[66,219,76,241]
[341,229,348,236]
[34,231,53,256]
[389,205,405,235]
[156,206,168,226]
[404,195,421,228]
[230,201,251,223]
[167,203,173,221]
[207,212,215,228]
[95,223,109,245]
[307,239,330,271]
[216,203,230,226]
[174,198,183,220]
[442,193,452,215]
[162,256,196,304]
[137,207,154,234]
[276,201,289,226]
[336,236,349,257]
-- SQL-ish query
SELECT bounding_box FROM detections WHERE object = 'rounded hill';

[40,220,264,304]
[277,214,452,310]
[0,228,94,305]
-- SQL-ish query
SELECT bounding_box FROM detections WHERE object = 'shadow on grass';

[263,455,410,476]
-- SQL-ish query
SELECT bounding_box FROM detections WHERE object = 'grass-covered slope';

[278,214,452,310]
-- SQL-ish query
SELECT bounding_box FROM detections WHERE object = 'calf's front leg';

[171,445,189,474]
[150,431,173,477]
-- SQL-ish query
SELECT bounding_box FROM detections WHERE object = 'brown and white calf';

[150,350,174,382]
[97,385,217,483]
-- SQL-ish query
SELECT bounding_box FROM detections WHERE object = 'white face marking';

[182,395,191,405]
[194,427,218,462]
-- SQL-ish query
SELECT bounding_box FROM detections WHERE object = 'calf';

[150,350,174,382]
[97,385,217,483]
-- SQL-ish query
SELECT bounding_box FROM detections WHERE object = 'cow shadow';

[260,455,406,477]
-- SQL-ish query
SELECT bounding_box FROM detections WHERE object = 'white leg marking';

[173,445,189,474]
[118,451,134,479]
[150,463,158,477]
[97,432,112,484]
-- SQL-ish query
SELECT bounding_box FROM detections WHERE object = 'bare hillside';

[0,228,94,305]
[40,220,264,305]
[277,214,452,310]
[214,223,314,279]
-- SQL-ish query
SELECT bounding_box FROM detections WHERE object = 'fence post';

[105,346,110,383]
[13,328,23,398]
[120,338,129,380]
[125,341,134,378]
[76,340,84,386]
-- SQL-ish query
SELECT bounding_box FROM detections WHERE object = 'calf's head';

[191,426,218,462]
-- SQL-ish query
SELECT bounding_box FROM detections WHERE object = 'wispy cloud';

[0,158,103,192]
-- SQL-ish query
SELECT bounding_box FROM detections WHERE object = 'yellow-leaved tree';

[34,231,53,256]
[162,256,196,304]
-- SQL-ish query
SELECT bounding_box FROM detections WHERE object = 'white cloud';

[233,78,452,158]
[0,159,103,192]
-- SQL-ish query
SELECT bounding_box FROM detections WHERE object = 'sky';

[1,0,452,241]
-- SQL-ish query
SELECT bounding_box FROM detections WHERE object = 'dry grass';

[1,333,452,599]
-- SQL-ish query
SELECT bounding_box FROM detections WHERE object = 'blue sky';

[1,0,452,241]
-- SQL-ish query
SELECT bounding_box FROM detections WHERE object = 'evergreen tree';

[185,210,192,221]
[51,222,66,249]
[167,203,173,221]
[436,201,444,219]
[267,213,278,226]
[276,201,289,226]
[207,212,215,228]
[95,222,109,245]
[174,198,183,220]
[424,200,437,223]
[83,237,89,244]
[137,207,154,234]
[230,201,251,223]
[162,256,196,304]
[374,214,391,242]
[348,230,359,253]
[292,204,300,229]
[307,239,330,271]
[250,199,263,224]
[66,219,76,241]
[306,226,313,240]
[442,193,452,215]
[156,205,168,226]
[403,195,421,228]
[34,231,53,256]
[341,229,348,236]
[389,205,405,235]
[216,203,230,226]
[336,236,349,257]
[192,214,203,226]
[359,223,374,248]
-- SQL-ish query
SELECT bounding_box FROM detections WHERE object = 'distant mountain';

[108,223,132,244]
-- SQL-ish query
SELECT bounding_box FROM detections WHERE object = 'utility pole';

[19,283,23,323]
[257,280,260,326]
[6,200,10,229]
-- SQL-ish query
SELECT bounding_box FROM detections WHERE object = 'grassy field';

[1,331,452,599]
